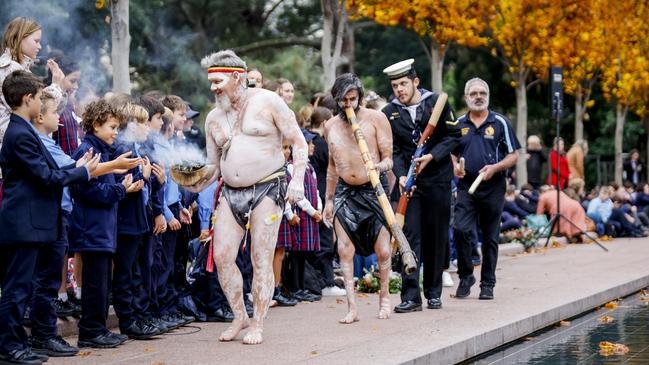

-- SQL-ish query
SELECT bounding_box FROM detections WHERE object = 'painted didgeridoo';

[344,107,417,275]
[394,92,448,228]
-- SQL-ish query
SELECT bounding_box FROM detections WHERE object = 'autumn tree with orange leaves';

[552,0,608,142]
[600,0,649,185]
[347,0,492,92]
[488,0,576,186]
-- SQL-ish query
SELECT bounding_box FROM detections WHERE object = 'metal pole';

[555,92,561,236]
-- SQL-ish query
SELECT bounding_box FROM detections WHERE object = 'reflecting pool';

[464,290,649,364]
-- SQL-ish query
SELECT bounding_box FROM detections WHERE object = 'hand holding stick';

[395,92,448,227]
[468,172,485,195]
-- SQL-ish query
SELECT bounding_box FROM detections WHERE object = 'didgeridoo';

[344,107,417,275]
[394,92,448,228]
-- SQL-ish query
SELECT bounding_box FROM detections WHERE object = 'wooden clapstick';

[468,172,485,195]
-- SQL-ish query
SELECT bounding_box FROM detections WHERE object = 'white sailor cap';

[383,58,416,80]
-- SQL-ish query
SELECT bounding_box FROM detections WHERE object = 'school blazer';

[0,113,88,245]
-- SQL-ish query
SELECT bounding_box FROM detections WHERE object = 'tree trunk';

[430,42,445,93]
[514,77,528,187]
[320,0,346,91]
[111,0,131,94]
[342,23,355,74]
[614,103,627,186]
[574,84,584,142]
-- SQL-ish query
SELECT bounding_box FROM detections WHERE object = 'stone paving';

[47,237,649,365]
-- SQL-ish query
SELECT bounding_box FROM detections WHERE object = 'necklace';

[221,112,235,160]
[221,91,249,160]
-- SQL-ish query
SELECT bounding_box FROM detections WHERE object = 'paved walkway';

[49,238,649,365]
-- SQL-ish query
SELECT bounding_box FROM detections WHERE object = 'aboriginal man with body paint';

[322,73,394,323]
[187,50,307,345]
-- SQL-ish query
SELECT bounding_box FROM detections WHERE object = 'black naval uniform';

[453,110,520,292]
[383,89,460,308]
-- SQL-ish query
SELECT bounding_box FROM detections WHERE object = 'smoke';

[0,0,112,93]
[167,143,207,166]
[116,121,148,144]
[146,132,206,167]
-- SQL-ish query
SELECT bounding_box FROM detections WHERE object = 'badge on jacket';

[484,126,495,139]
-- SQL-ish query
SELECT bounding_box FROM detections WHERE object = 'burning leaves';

[170,162,208,186]
[172,160,206,174]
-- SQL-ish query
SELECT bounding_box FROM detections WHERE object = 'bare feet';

[378,298,390,319]
[219,318,250,341]
[243,325,264,345]
[339,311,359,324]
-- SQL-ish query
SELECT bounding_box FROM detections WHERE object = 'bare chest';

[209,105,277,148]
[329,120,378,158]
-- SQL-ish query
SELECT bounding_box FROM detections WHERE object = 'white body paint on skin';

[323,106,393,323]
[189,71,307,344]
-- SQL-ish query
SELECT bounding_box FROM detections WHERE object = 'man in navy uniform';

[382,59,460,312]
[452,77,520,300]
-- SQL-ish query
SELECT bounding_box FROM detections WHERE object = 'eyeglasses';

[468,91,488,97]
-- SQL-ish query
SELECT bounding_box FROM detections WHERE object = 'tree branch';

[262,0,286,23]
[418,37,432,64]
[233,37,321,54]
[526,77,543,90]
[331,1,347,64]
[349,20,375,30]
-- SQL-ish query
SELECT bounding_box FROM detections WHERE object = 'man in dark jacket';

[381,59,461,312]
[623,149,643,187]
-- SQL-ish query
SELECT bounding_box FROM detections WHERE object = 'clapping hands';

[122,173,144,193]
[142,156,152,181]
[76,148,101,177]
[112,151,141,174]
[152,162,165,185]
